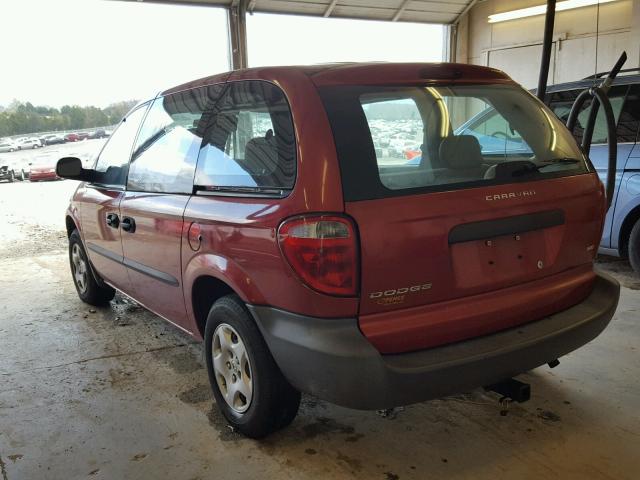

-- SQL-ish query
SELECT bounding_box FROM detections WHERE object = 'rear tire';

[628,219,640,275]
[8,171,15,182]
[69,230,115,305]
[19,170,25,181]
[204,295,300,438]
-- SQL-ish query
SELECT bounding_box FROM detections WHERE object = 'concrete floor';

[0,180,639,480]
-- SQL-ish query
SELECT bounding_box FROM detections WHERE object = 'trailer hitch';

[485,378,531,415]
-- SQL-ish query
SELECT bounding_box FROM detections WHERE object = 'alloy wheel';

[212,323,253,413]
[71,243,88,294]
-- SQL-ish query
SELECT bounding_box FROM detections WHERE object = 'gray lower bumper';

[248,272,620,410]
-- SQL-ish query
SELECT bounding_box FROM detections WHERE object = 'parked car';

[0,161,27,182]
[0,140,18,153]
[43,134,65,145]
[64,133,80,142]
[540,72,640,273]
[77,132,90,141]
[88,128,108,139]
[58,63,619,439]
[29,155,59,181]
[17,137,42,149]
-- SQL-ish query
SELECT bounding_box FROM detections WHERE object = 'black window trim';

[88,99,154,191]
[191,79,298,199]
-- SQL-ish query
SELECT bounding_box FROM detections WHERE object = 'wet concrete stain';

[206,405,243,442]
[384,472,400,480]
[131,453,147,461]
[537,409,561,422]
[302,417,356,439]
[179,384,211,404]
[154,349,203,374]
[345,433,365,443]
[336,451,363,473]
[305,448,317,455]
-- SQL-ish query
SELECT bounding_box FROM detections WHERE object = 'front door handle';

[106,213,119,229]
[121,216,136,233]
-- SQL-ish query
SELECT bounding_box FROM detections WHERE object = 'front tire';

[628,219,640,275]
[69,230,115,305]
[19,170,25,181]
[8,171,15,182]
[204,295,300,438]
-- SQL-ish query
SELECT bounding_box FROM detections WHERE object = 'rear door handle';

[121,216,136,233]
[106,213,119,229]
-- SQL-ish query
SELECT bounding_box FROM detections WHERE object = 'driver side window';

[93,103,149,187]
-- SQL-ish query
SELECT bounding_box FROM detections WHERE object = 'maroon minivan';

[58,63,620,438]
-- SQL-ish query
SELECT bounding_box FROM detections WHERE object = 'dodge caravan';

[58,63,620,438]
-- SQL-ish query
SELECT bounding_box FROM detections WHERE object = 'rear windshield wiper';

[194,185,291,197]
[511,158,581,177]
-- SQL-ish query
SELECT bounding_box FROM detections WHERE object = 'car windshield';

[319,83,588,200]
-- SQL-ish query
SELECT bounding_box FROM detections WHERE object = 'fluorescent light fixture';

[488,0,617,23]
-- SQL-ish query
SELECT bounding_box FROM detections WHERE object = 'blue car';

[543,72,640,273]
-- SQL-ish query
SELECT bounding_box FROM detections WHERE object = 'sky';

[0,0,443,109]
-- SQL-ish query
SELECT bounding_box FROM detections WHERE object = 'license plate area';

[450,228,563,289]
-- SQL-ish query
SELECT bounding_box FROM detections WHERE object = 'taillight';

[278,215,358,296]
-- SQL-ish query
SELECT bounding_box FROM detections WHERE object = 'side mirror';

[56,157,93,181]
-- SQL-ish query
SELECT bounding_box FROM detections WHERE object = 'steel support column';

[227,0,248,70]
[536,0,556,100]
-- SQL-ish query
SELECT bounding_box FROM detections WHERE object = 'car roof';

[540,73,640,95]
[160,62,513,97]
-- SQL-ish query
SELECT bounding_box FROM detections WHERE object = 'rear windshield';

[319,84,589,201]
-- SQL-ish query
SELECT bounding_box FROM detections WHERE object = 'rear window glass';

[320,84,588,201]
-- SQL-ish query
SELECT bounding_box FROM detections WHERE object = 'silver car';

[0,140,18,153]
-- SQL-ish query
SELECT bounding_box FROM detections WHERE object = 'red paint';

[67,63,607,353]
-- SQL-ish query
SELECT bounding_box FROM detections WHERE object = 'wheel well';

[65,216,77,238]
[192,276,235,337]
[619,205,640,257]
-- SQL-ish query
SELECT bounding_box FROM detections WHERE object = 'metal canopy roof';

[114,0,474,24]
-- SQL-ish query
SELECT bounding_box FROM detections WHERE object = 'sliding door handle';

[121,216,136,233]
[106,213,119,229]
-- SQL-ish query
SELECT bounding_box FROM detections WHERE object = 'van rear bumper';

[248,272,619,410]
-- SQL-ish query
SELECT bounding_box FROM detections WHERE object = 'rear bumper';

[248,272,620,410]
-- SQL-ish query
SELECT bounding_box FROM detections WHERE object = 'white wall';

[454,0,639,88]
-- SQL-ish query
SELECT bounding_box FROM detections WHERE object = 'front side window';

[127,86,221,194]
[195,81,296,192]
[93,103,149,187]
[320,84,588,200]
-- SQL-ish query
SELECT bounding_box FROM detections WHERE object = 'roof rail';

[582,67,640,80]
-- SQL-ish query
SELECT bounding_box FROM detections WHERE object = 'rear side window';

[195,81,296,193]
[127,86,222,194]
[548,85,627,145]
[617,84,640,143]
[320,84,587,200]
[93,103,149,187]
